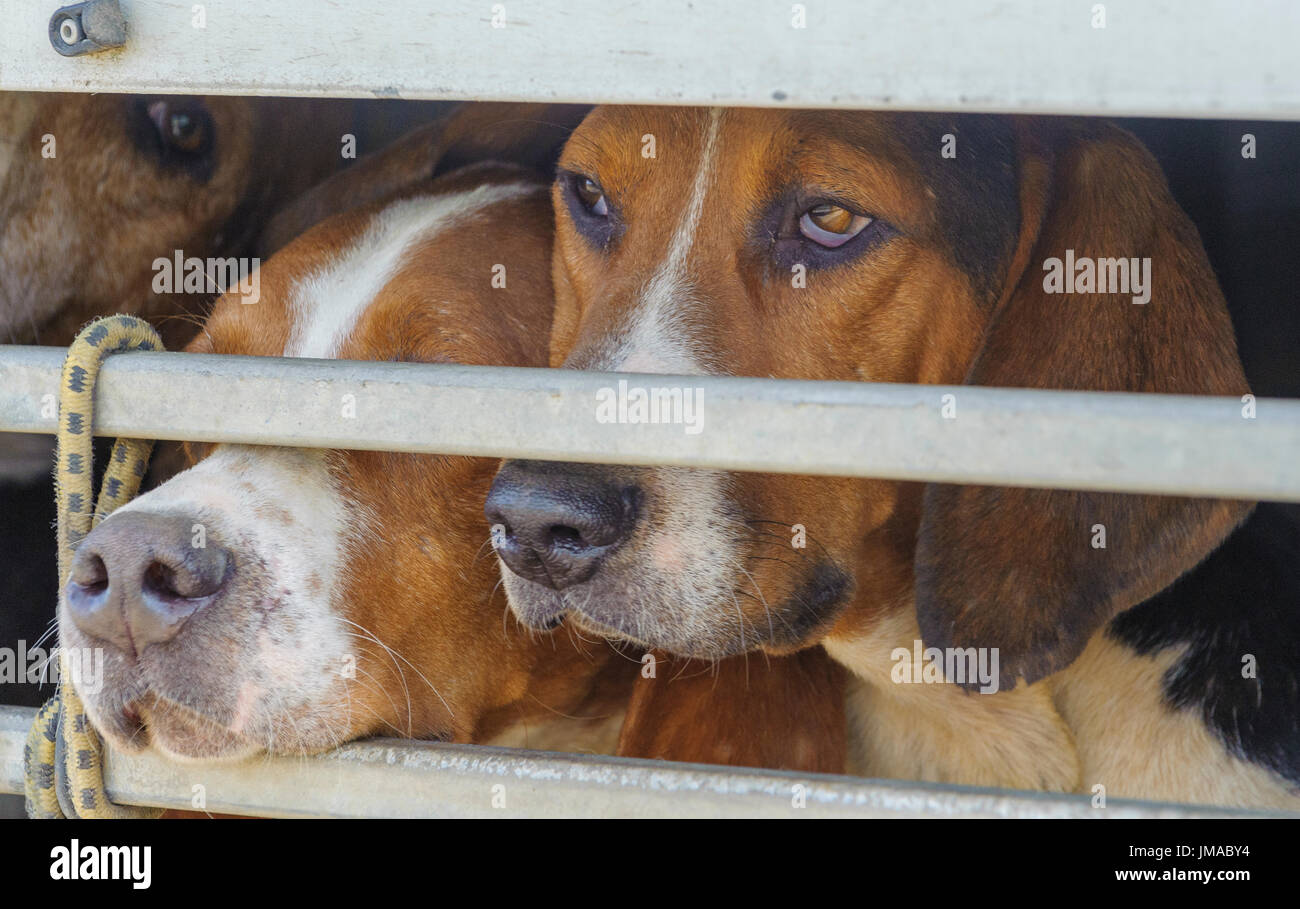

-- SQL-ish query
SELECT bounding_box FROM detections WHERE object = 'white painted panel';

[0,0,1296,118]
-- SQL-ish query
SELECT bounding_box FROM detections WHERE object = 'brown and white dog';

[485,106,1299,808]
[57,160,636,760]
[0,94,363,739]
[54,123,844,775]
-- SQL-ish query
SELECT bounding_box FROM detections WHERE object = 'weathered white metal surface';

[2,345,1297,501]
[0,1,1297,119]
[1,705,1286,817]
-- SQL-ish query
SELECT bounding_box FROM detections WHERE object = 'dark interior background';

[1122,117,1300,397]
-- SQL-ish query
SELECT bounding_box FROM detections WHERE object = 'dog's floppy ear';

[616,648,845,773]
[258,102,589,255]
[915,121,1253,691]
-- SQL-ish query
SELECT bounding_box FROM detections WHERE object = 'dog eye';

[573,175,609,217]
[560,169,621,250]
[130,98,215,171]
[799,203,872,248]
[147,101,213,157]
[163,109,208,154]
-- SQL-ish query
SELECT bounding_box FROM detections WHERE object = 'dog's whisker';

[339,622,413,734]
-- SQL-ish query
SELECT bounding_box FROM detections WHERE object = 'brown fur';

[916,120,1251,688]
[117,121,816,769]
[258,103,589,256]
[193,158,837,760]
[617,648,846,773]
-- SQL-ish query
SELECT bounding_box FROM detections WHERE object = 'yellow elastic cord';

[24,315,167,818]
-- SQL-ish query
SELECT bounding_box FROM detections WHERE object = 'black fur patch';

[1109,502,1300,786]
[770,560,852,649]
[894,114,1021,303]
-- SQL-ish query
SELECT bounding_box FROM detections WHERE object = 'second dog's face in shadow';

[0,92,348,349]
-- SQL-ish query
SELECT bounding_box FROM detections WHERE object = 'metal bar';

[3,345,1298,501]
[1,1,1297,120]
[2,705,1286,818]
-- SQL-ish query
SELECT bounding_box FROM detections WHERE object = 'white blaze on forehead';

[285,182,541,360]
[604,108,725,377]
[541,111,745,654]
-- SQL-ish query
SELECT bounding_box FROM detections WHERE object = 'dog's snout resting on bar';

[65,512,233,652]
[56,148,639,761]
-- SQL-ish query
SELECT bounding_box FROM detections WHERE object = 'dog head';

[487,107,1250,687]
[0,92,350,349]
[55,151,623,761]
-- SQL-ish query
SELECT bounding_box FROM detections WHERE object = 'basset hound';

[485,106,1299,809]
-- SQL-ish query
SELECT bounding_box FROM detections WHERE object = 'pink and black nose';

[485,460,639,590]
[64,511,231,654]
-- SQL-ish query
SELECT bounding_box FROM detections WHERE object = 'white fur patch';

[1052,631,1300,808]
[109,445,355,752]
[602,107,724,377]
[116,445,349,636]
[607,112,743,648]
[60,183,545,755]
[286,183,539,360]
[825,611,1082,791]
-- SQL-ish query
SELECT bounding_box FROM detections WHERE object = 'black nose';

[485,460,639,590]
[65,511,231,654]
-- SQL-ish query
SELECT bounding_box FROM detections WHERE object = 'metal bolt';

[49,1,126,56]
[58,16,81,45]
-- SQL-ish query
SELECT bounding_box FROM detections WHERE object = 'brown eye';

[574,175,609,217]
[166,111,206,153]
[799,202,872,248]
[811,203,853,232]
[144,100,213,158]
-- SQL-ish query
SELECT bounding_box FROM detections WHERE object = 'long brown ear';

[915,121,1253,690]
[616,648,845,773]
[257,102,589,255]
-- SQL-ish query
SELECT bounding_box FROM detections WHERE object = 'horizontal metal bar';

[3,705,1286,818]
[1,1,1297,119]
[3,345,1298,501]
